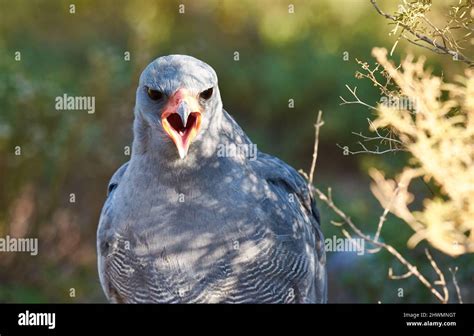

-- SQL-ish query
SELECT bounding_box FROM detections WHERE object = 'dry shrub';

[368,47,473,257]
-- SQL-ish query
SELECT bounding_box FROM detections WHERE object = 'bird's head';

[134,55,222,160]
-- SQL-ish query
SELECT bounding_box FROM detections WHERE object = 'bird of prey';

[97,55,327,303]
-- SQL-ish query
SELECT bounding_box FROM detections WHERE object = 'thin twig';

[449,267,463,304]
[370,185,400,254]
[339,85,377,110]
[352,131,404,146]
[388,268,413,280]
[404,35,446,54]
[308,110,324,186]
[338,117,406,156]
[336,142,405,155]
[305,104,451,303]
[425,249,449,301]
[315,187,449,303]
[370,0,473,66]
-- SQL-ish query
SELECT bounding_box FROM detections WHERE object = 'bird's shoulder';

[97,161,129,246]
[221,109,321,226]
[107,161,129,196]
[250,152,320,225]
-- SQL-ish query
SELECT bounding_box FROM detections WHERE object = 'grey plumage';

[97,55,327,303]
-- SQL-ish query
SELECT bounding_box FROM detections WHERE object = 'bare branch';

[425,249,449,302]
[404,34,447,54]
[336,142,405,155]
[330,220,344,227]
[366,192,394,254]
[305,99,452,304]
[370,0,474,66]
[337,117,406,156]
[315,187,449,303]
[352,130,404,146]
[308,110,324,186]
[388,268,413,280]
[449,267,464,304]
[374,186,399,243]
[339,85,377,110]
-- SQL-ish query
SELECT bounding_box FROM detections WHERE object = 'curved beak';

[176,102,191,128]
[161,89,202,159]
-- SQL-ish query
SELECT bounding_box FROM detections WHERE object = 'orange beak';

[161,89,202,159]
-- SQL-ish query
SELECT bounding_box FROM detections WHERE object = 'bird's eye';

[146,86,164,101]
[200,87,213,100]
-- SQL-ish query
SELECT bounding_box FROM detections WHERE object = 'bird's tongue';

[163,112,201,159]
[167,114,196,137]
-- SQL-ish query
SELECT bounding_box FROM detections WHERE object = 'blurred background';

[0,0,472,303]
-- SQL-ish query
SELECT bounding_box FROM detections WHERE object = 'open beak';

[161,89,202,159]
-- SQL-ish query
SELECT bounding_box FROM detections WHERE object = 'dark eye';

[200,87,213,100]
[146,86,164,101]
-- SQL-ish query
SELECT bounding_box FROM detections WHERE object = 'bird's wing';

[97,161,129,302]
[251,152,327,302]
[107,162,129,197]
[252,152,321,226]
